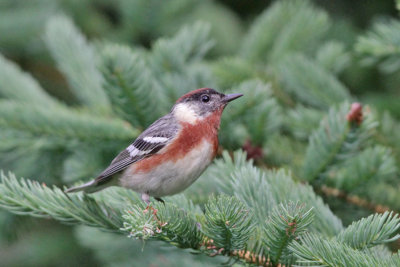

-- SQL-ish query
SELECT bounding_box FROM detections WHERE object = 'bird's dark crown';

[176,88,223,103]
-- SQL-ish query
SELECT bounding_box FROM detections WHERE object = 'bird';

[66,88,243,203]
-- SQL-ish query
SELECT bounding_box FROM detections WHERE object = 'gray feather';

[65,113,179,193]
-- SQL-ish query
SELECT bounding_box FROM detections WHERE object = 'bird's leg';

[141,194,166,229]
[142,193,151,213]
[154,197,164,204]
[141,193,150,204]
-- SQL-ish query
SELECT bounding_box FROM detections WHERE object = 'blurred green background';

[0,0,399,266]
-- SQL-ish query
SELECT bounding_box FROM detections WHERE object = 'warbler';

[66,88,243,203]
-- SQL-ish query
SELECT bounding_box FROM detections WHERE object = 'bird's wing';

[94,114,179,184]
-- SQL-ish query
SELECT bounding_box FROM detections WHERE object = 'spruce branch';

[315,41,351,75]
[302,103,399,211]
[336,211,400,249]
[263,135,306,169]
[0,172,124,231]
[122,194,255,254]
[99,44,165,126]
[122,196,203,249]
[327,145,397,191]
[229,249,272,266]
[285,105,324,141]
[62,147,103,183]
[290,233,386,266]
[2,152,399,266]
[0,1,56,50]
[0,153,334,266]
[240,0,329,63]
[151,22,214,71]
[117,0,202,42]
[319,185,393,214]
[367,245,394,260]
[206,151,343,236]
[0,53,59,106]
[0,101,137,144]
[263,202,313,266]
[277,54,350,109]
[44,14,111,113]
[0,132,69,183]
[240,0,297,61]
[122,194,273,266]
[267,3,329,63]
[361,183,400,212]
[202,195,254,254]
[212,57,258,88]
[302,102,377,182]
[388,253,400,266]
[217,163,277,225]
[356,18,400,73]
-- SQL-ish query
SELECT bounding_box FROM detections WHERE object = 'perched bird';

[66,88,242,203]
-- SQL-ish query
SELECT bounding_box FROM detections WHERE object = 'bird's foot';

[141,193,150,204]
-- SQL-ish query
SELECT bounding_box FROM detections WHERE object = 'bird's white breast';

[119,140,214,197]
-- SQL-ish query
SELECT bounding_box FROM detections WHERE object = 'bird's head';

[172,88,242,124]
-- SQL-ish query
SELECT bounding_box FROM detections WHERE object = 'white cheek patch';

[174,103,198,124]
[143,136,168,143]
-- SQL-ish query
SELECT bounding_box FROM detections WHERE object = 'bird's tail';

[65,179,102,194]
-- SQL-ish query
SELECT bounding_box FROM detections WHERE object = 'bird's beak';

[223,93,243,103]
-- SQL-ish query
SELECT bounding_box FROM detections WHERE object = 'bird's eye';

[201,94,210,103]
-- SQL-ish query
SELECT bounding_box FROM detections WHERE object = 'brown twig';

[201,238,286,267]
[230,249,282,267]
[319,185,396,214]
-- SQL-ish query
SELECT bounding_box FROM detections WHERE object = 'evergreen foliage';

[0,172,124,231]
[99,44,164,126]
[45,15,111,114]
[0,101,136,143]
[240,0,329,62]
[290,233,399,266]
[202,195,254,252]
[3,150,397,266]
[302,102,377,182]
[262,202,313,265]
[0,54,59,106]
[356,18,400,73]
[336,211,400,249]
[315,41,351,75]
[328,145,397,191]
[1,0,400,266]
[277,54,351,109]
